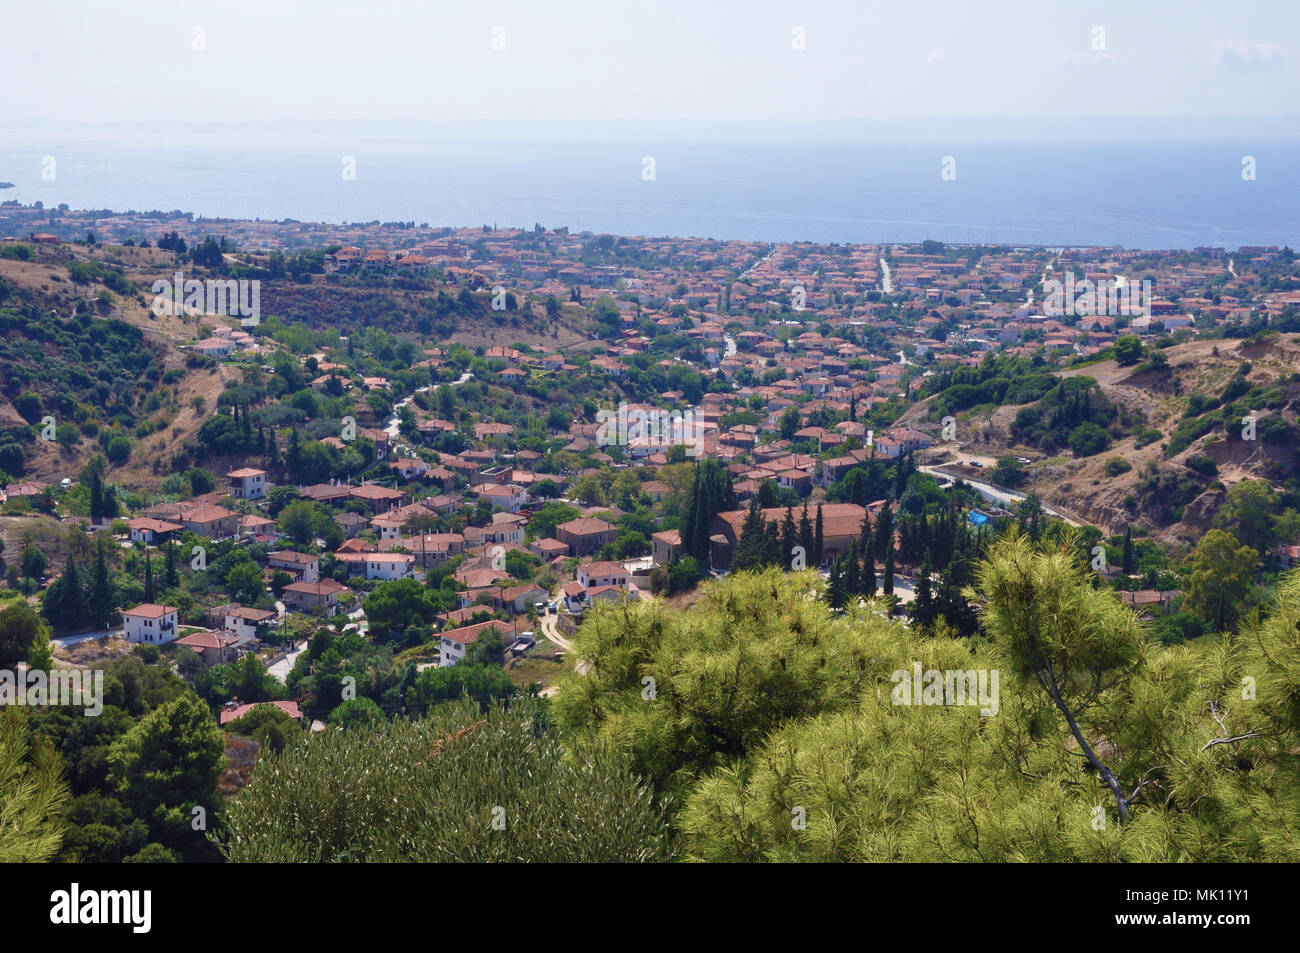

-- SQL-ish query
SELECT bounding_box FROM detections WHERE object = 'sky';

[2,0,1297,125]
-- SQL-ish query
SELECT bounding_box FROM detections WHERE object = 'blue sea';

[1,129,1297,249]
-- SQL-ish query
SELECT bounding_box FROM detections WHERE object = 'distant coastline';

[1,133,1297,249]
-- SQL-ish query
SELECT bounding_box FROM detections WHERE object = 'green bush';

[217,700,671,862]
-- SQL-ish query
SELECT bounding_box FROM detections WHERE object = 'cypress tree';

[781,506,797,566]
[165,539,178,588]
[763,520,783,568]
[90,538,114,625]
[144,547,155,604]
[864,537,877,597]
[845,541,861,596]
[883,542,895,596]
[799,504,813,561]
[267,430,282,470]
[875,501,894,563]
[827,557,845,609]
[89,469,104,521]
[1122,525,1136,576]
[911,554,935,629]
[813,505,824,566]
[732,498,767,571]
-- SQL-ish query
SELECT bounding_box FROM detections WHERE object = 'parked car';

[546,601,557,614]
[534,601,546,613]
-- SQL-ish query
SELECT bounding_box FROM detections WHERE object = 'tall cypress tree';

[911,554,935,629]
[845,541,861,596]
[268,429,281,470]
[883,542,895,596]
[827,557,845,609]
[143,547,155,604]
[875,501,894,563]
[763,520,783,568]
[813,505,824,566]
[732,498,767,571]
[1122,525,1136,576]
[47,554,87,630]
[164,539,179,589]
[89,468,104,522]
[799,504,813,561]
[781,506,797,566]
[89,538,114,625]
[864,536,878,597]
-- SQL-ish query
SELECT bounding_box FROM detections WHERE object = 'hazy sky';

[5,0,1297,124]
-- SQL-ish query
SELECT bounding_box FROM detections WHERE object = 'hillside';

[0,240,600,487]
[898,335,1300,546]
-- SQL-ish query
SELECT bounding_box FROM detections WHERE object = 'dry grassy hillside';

[899,335,1300,545]
[0,241,598,487]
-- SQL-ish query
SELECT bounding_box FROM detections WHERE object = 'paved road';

[879,257,894,294]
[52,628,122,648]
[266,639,307,683]
[919,464,1083,527]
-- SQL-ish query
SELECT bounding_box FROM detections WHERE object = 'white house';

[224,606,278,641]
[577,560,630,591]
[439,619,514,667]
[227,468,269,500]
[561,581,588,614]
[267,551,320,584]
[476,483,527,513]
[126,517,184,545]
[123,604,180,644]
[365,553,415,581]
